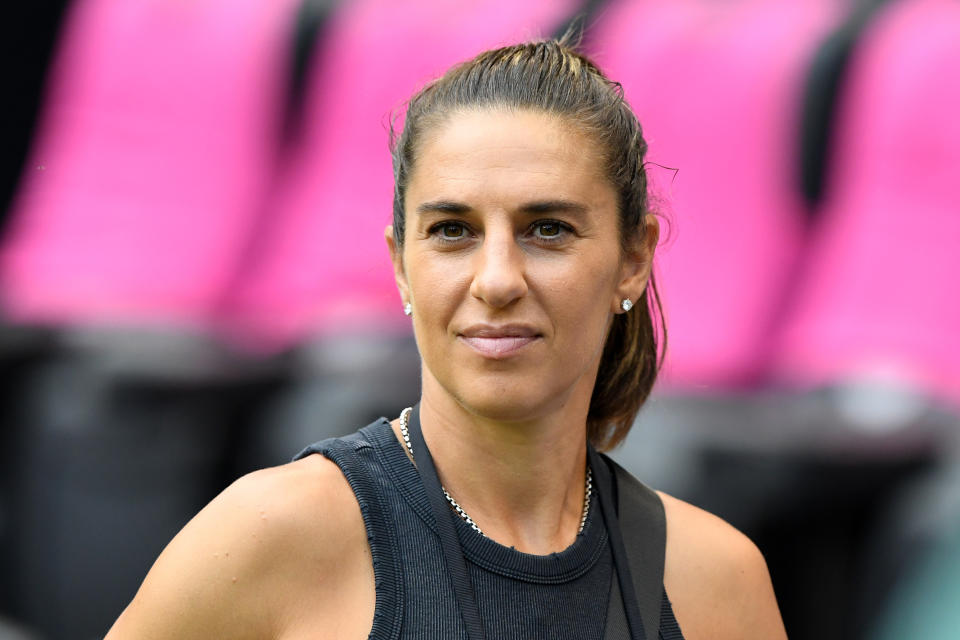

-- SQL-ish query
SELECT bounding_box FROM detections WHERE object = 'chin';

[454,385,560,424]
[422,360,585,425]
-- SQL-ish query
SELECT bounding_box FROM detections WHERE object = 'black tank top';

[295,418,686,639]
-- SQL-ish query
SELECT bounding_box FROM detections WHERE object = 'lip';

[458,324,541,359]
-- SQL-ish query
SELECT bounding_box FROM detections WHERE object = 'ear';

[612,214,660,314]
[385,225,411,307]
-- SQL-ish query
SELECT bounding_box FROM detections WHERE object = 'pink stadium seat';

[219,0,578,352]
[591,0,842,389]
[0,0,298,329]
[773,0,960,408]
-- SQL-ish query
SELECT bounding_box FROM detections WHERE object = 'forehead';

[406,108,613,207]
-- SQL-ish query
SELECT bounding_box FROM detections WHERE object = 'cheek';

[535,258,619,344]
[408,257,470,328]
[538,253,619,307]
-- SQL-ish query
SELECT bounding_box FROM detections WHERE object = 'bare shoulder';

[658,491,787,640]
[107,454,372,640]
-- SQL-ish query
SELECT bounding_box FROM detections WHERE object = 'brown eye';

[538,222,561,237]
[442,222,465,238]
[532,220,570,241]
[430,221,470,243]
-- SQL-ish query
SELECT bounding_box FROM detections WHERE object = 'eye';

[536,221,563,237]
[428,221,471,243]
[530,220,572,242]
[440,222,466,238]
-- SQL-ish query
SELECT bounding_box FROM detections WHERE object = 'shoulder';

[658,491,787,640]
[106,454,372,640]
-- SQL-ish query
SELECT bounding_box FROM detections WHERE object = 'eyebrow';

[519,200,589,216]
[415,199,590,216]
[416,200,471,215]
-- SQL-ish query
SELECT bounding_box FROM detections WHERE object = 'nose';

[469,226,528,309]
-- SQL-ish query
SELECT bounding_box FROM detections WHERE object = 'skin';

[386,107,654,553]
[106,108,786,639]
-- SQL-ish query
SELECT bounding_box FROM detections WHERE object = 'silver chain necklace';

[399,407,593,537]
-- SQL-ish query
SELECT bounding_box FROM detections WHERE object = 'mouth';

[458,324,541,359]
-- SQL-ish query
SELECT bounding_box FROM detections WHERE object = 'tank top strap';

[596,453,687,640]
[293,419,405,639]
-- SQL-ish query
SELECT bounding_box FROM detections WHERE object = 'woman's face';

[387,108,655,424]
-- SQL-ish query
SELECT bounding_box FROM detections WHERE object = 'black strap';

[591,447,648,640]
[602,454,667,640]
[406,405,487,640]
[604,572,632,639]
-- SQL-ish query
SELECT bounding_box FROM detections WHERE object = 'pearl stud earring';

[620,298,633,312]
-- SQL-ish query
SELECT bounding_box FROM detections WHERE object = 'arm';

[659,492,788,640]
[105,455,373,640]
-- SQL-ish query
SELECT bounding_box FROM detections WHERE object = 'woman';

[106,40,786,639]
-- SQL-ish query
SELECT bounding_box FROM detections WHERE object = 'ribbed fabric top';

[295,418,685,639]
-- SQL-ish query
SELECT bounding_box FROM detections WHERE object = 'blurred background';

[1,0,958,638]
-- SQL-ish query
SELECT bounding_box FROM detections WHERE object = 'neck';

[408,380,591,555]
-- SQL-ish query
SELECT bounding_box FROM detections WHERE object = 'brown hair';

[390,39,666,451]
